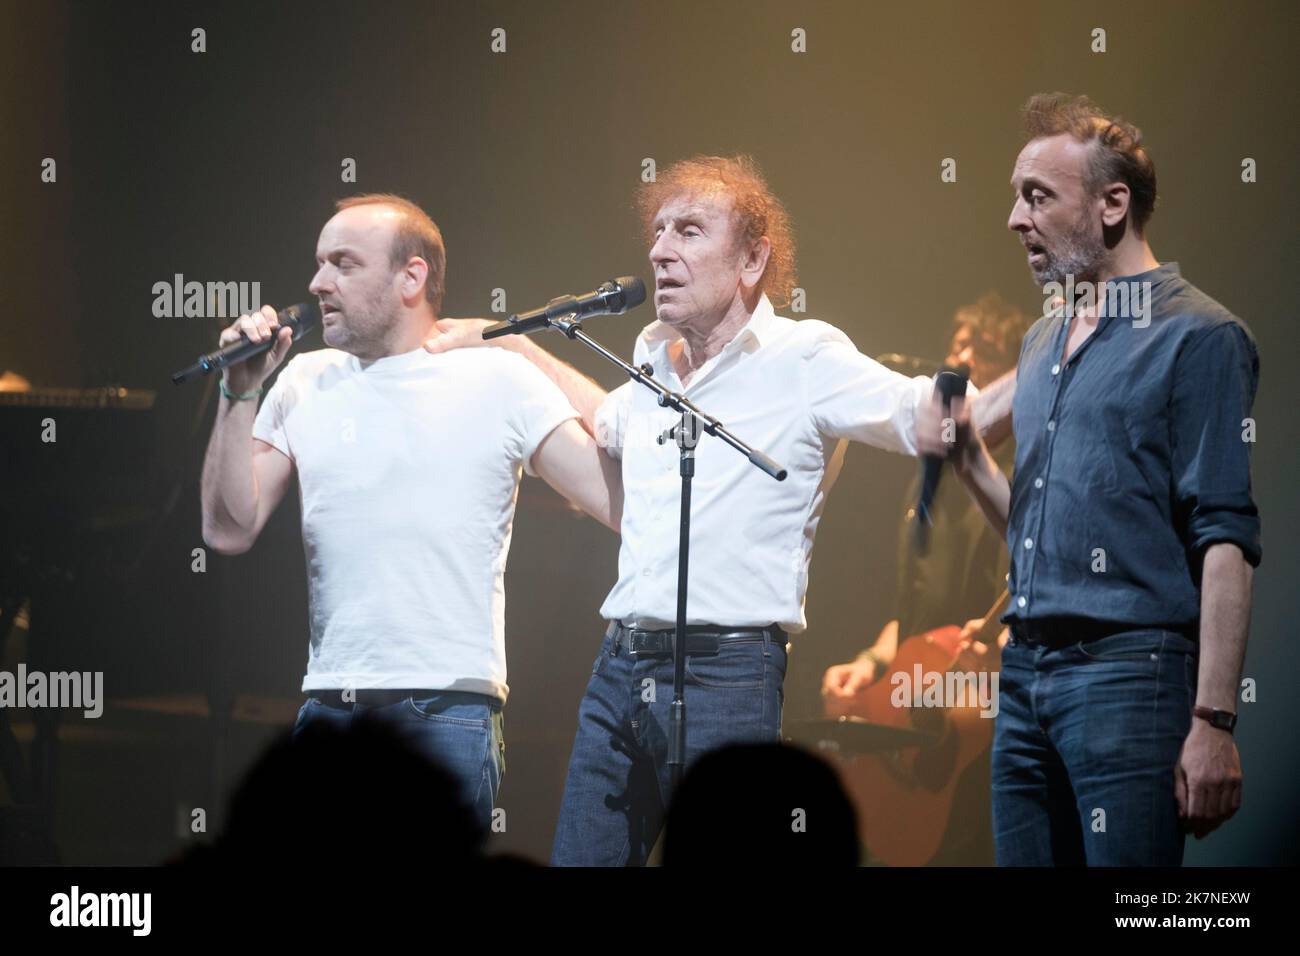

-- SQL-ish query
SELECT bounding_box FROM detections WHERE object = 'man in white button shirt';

[200,194,618,832]
[425,157,948,864]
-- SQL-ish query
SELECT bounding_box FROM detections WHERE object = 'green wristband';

[858,648,882,672]
[219,379,262,401]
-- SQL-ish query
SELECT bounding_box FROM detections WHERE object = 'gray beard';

[1031,221,1107,287]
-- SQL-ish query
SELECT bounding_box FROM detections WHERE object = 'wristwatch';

[1193,705,1237,733]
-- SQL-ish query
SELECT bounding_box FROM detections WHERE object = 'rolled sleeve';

[1170,321,1262,566]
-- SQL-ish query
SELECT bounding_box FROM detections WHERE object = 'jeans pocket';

[1075,630,1168,664]
[685,639,767,689]
[406,695,493,728]
[390,707,497,818]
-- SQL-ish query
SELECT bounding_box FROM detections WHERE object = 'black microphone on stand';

[913,364,970,552]
[482,277,646,339]
[171,302,319,384]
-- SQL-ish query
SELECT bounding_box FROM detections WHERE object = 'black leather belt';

[607,621,785,658]
[308,689,493,709]
[1010,617,1195,649]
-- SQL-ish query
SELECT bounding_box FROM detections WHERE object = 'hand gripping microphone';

[913,363,970,552]
[171,302,319,384]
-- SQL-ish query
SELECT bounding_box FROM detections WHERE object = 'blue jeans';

[292,690,504,832]
[992,628,1198,866]
[552,626,787,866]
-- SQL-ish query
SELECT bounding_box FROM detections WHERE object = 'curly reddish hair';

[636,155,798,309]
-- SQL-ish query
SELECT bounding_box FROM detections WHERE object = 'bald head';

[332,193,446,312]
[308,196,445,361]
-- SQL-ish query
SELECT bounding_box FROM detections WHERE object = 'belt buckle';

[627,628,652,657]
[633,628,674,657]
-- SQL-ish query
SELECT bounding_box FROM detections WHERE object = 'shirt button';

[1024,538,1034,550]
[1046,420,1056,432]
[642,568,652,577]
[1017,596,1027,608]
[1034,477,1044,489]
[1051,364,1060,375]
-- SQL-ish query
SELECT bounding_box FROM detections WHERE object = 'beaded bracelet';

[219,379,262,401]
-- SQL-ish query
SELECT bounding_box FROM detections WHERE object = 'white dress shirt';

[594,294,935,635]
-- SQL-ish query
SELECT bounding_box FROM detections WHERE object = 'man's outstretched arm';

[530,419,623,533]
[970,367,1016,450]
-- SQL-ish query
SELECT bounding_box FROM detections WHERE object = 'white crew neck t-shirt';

[252,345,578,702]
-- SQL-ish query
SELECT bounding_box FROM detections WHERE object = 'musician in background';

[821,292,1029,864]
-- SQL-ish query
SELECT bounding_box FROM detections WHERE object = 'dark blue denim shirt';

[1004,262,1261,630]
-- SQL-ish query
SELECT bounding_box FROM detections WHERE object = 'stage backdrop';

[2,0,1296,865]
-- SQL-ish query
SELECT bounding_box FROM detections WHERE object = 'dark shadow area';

[663,743,859,866]
[176,719,535,867]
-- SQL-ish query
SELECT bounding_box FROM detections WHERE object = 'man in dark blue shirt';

[916,93,1260,865]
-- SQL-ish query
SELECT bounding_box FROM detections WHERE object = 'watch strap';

[1193,705,1237,733]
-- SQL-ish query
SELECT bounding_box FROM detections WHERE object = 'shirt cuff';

[1187,498,1262,567]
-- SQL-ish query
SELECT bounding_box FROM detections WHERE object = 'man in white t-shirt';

[199,193,619,830]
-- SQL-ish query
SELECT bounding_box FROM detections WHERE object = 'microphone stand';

[545,312,787,793]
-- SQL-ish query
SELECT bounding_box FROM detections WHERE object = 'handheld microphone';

[171,302,319,384]
[482,277,646,339]
[913,364,970,552]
